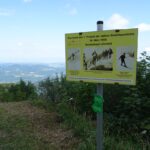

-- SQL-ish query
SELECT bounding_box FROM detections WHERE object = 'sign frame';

[65,28,138,85]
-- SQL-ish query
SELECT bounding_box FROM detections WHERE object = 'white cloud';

[69,8,78,16]
[136,23,150,32]
[145,47,150,52]
[23,0,32,3]
[0,9,15,16]
[64,1,78,16]
[106,13,129,29]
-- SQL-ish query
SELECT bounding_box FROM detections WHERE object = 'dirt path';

[0,101,77,150]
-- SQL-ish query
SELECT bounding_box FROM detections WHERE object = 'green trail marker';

[92,95,103,113]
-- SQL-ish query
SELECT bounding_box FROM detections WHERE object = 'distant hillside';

[0,63,65,83]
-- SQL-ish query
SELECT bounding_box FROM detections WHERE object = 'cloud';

[106,13,129,29]
[136,23,150,32]
[64,2,78,16]
[145,47,150,52]
[23,0,32,3]
[0,9,15,16]
[69,8,78,15]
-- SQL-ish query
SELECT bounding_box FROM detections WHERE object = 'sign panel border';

[65,28,138,85]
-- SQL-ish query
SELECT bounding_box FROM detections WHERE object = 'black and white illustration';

[116,46,135,71]
[83,47,113,70]
[67,48,80,70]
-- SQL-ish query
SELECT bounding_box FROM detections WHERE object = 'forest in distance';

[0,51,149,149]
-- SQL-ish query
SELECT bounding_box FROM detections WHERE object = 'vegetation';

[0,80,37,102]
[0,52,149,149]
[0,101,78,150]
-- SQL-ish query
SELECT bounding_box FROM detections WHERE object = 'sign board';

[65,28,138,85]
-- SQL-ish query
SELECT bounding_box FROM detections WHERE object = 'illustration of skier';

[119,53,127,67]
[91,50,98,66]
[71,53,75,60]
[83,53,87,70]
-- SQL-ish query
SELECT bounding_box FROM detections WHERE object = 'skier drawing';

[91,50,98,66]
[119,53,127,67]
[83,53,87,70]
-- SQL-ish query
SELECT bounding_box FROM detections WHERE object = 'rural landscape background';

[0,52,149,149]
[0,0,150,149]
[0,63,65,83]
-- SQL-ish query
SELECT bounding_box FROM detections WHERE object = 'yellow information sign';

[65,28,138,85]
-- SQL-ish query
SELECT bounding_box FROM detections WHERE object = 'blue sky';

[0,0,150,63]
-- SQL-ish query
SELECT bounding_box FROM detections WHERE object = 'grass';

[104,136,148,150]
[32,100,149,150]
[0,100,149,150]
[0,112,47,150]
[0,101,78,150]
[57,102,150,150]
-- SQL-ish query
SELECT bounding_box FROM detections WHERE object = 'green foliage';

[31,100,149,150]
[36,52,150,139]
[0,102,59,150]
[38,74,96,117]
[103,52,150,137]
[0,80,37,102]
[35,52,150,148]
[30,99,55,112]
[0,52,149,149]
[56,102,96,150]
[38,75,68,102]
[104,136,146,150]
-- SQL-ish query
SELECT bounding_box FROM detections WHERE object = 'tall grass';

[31,99,149,150]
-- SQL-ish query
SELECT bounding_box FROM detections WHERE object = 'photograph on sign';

[67,48,80,70]
[83,47,113,70]
[65,28,138,85]
[116,46,135,71]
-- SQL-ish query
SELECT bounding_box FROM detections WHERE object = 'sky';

[0,0,150,63]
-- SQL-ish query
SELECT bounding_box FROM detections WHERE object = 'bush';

[0,80,37,102]
[57,102,96,149]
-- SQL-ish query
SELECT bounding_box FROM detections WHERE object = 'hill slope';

[0,63,65,83]
[0,101,77,150]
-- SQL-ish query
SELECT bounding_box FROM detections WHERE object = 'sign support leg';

[96,84,103,150]
[96,21,104,150]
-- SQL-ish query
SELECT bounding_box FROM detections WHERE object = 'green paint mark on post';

[92,95,103,113]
